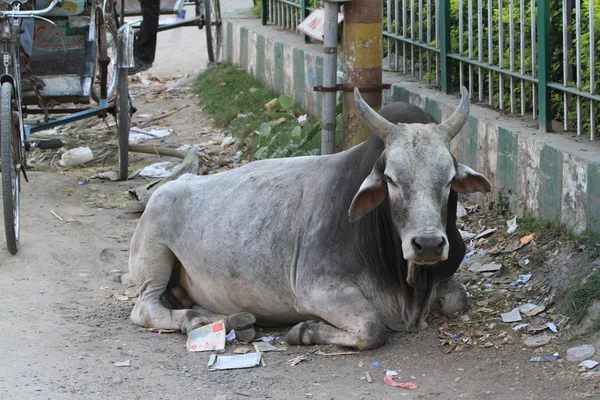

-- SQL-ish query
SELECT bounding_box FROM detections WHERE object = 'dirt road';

[1,4,599,399]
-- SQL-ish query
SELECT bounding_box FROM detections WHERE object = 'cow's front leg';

[286,285,386,350]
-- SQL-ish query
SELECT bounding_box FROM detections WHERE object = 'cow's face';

[349,88,491,271]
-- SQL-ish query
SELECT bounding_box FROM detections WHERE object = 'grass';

[194,63,333,160]
[517,216,600,257]
[562,270,600,323]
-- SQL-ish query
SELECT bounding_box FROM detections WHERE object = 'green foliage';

[194,63,343,161]
[384,0,600,132]
[562,270,600,322]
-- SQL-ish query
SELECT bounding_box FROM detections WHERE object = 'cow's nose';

[411,236,446,258]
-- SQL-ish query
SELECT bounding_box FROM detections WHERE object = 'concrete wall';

[222,16,600,237]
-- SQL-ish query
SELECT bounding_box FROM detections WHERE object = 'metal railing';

[261,0,600,139]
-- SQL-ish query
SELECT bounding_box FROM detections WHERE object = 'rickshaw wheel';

[92,0,119,102]
[205,0,221,64]
[116,67,130,181]
[1,82,20,254]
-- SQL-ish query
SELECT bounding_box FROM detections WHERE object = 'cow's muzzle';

[411,235,446,262]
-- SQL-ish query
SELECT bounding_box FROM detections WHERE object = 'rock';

[100,248,118,263]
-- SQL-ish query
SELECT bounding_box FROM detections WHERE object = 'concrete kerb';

[222,15,600,237]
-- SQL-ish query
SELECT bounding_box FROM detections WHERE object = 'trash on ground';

[456,202,468,218]
[129,127,173,142]
[120,273,133,286]
[523,335,551,348]
[140,161,177,178]
[501,309,522,323]
[474,228,497,240]
[226,330,236,342]
[546,323,558,333]
[113,293,129,301]
[50,210,63,221]
[506,217,518,234]
[516,274,532,283]
[186,320,226,352]
[114,360,130,367]
[528,324,553,333]
[513,323,530,331]
[207,353,262,371]
[314,350,359,356]
[459,229,475,240]
[288,355,307,366]
[221,136,236,149]
[520,234,534,244]
[371,361,380,367]
[383,375,418,390]
[234,347,251,354]
[264,98,277,109]
[253,341,278,353]
[578,360,599,369]
[519,303,538,314]
[91,171,120,181]
[257,335,275,343]
[59,147,94,167]
[78,178,89,185]
[147,328,178,334]
[468,261,503,273]
[567,345,596,362]
[297,114,308,126]
[525,305,546,317]
[531,355,559,362]
[385,370,398,376]
[365,372,373,383]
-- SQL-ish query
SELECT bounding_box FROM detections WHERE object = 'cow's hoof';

[234,328,256,343]
[285,321,310,345]
[226,312,256,331]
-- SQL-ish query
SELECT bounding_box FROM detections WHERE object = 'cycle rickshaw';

[0,0,222,254]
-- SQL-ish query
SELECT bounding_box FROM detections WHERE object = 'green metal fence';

[262,0,600,140]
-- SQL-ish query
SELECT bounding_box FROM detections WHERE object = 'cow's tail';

[159,290,186,310]
[159,257,186,310]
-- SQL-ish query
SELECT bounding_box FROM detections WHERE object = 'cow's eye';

[384,175,394,184]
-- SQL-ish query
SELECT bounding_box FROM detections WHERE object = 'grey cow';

[129,87,491,350]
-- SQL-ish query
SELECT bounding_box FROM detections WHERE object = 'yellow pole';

[342,0,383,149]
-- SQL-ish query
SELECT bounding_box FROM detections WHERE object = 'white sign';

[297,8,344,41]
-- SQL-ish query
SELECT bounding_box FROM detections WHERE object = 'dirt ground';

[1,6,600,400]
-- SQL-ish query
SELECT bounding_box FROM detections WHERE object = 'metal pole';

[321,1,338,155]
[439,0,451,93]
[342,0,383,149]
[537,0,552,132]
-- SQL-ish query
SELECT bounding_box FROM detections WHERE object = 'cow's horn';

[354,87,397,142]
[439,86,470,140]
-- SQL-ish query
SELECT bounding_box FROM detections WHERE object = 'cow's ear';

[452,163,491,193]
[348,170,387,222]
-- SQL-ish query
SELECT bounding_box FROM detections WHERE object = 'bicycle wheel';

[116,67,130,180]
[205,0,221,64]
[1,82,20,254]
[92,0,119,102]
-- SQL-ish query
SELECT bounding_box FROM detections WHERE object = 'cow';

[128,87,491,350]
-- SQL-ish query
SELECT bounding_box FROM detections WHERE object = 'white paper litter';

[186,320,226,352]
[139,161,177,178]
[128,127,173,142]
[456,202,468,218]
[501,309,522,323]
[513,323,530,331]
[385,370,398,376]
[114,360,130,367]
[517,274,532,283]
[507,216,518,234]
[207,353,262,371]
[519,303,538,314]
[578,360,599,369]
